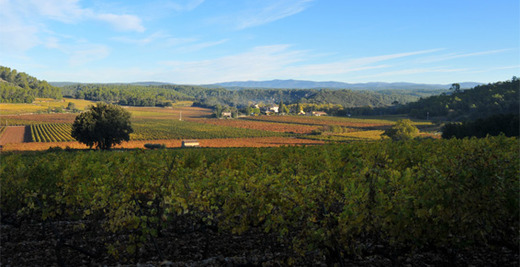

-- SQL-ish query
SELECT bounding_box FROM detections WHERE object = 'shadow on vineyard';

[1,137,519,266]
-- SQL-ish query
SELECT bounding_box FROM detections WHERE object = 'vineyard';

[1,136,518,266]
[190,118,320,134]
[0,103,442,150]
[30,123,75,142]
[131,119,286,140]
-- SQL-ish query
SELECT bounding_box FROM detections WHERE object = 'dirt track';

[0,126,30,145]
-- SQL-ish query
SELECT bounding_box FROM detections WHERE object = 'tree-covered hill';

[61,82,438,109]
[0,66,62,103]
[61,84,194,107]
[187,87,440,109]
[399,78,519,120]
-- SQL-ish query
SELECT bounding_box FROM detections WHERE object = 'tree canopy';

[71,103,133,150]
[399,78,519,120]
[0,66,62,103]
[441,113,519,139]
[382,119,419,141]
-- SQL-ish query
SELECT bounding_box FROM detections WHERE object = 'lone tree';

[71,102,133,150]
[450,83,461,93]
[382,119,419,141]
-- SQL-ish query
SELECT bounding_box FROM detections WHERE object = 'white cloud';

[0,0,145,56]
[17,0,145,32]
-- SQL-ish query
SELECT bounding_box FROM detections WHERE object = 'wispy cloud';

[161,44,306,82]
[210,0,314,30]
[418,49,512,63]
[237,0,313,29]
[177,39,228,52]
[22,0,145,32]
[355,67,468,80]
[112,32,212,50]
[159,46,440,83]
[280,49,443,77]
[464,65,520,74]
[42,36,111,66]
[112,32,170,46]
[95,13,145,32]
[0,0,145,55]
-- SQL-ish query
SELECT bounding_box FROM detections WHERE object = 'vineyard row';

[30,123,75,142]
[1,136,518,265]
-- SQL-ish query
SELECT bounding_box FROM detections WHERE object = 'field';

[1,137,518,266]
[0,100,440,150]
[0,100,516,266]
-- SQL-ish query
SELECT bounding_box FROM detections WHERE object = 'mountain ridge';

[50,79,481,90]
[206,79,481,90]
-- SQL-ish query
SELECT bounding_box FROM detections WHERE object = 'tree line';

[397,78,519,121]
[61,84,193,107]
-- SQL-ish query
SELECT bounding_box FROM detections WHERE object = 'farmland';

[1,137,518,266]
[0,99,439,150]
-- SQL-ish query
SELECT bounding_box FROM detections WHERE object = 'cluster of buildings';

[255,104,327,116]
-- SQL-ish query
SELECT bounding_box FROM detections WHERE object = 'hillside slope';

[0,66,62,103]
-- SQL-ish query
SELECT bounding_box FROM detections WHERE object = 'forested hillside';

[185,87,438,109]
[62,84,193,107]
[399,78,519,120]
[61,83,437,109]
[0,66,62,103]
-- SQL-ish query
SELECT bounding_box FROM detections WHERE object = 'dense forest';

[442,113,519,139]
[0,66,62,103]
[398,78,519,120]
[61,84,193,107]
[56,82,443,110]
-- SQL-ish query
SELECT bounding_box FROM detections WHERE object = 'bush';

[382,119,419,141]
[144,143,166,149]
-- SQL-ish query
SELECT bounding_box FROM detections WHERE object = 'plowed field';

[0,126,29,145]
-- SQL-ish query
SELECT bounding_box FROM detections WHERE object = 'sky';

[1,0,519,85]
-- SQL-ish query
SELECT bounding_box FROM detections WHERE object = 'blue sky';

[1,0,518,84]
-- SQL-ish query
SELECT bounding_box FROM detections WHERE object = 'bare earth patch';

[0,126,29,145]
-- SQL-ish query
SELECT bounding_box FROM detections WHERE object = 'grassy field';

[0,99,439,149]
[0,98,96,115]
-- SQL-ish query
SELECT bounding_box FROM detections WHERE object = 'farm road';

[0,126,30,145]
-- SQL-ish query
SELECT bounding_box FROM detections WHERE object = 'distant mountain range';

[51,79,482,91]
[205,79,482,90]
